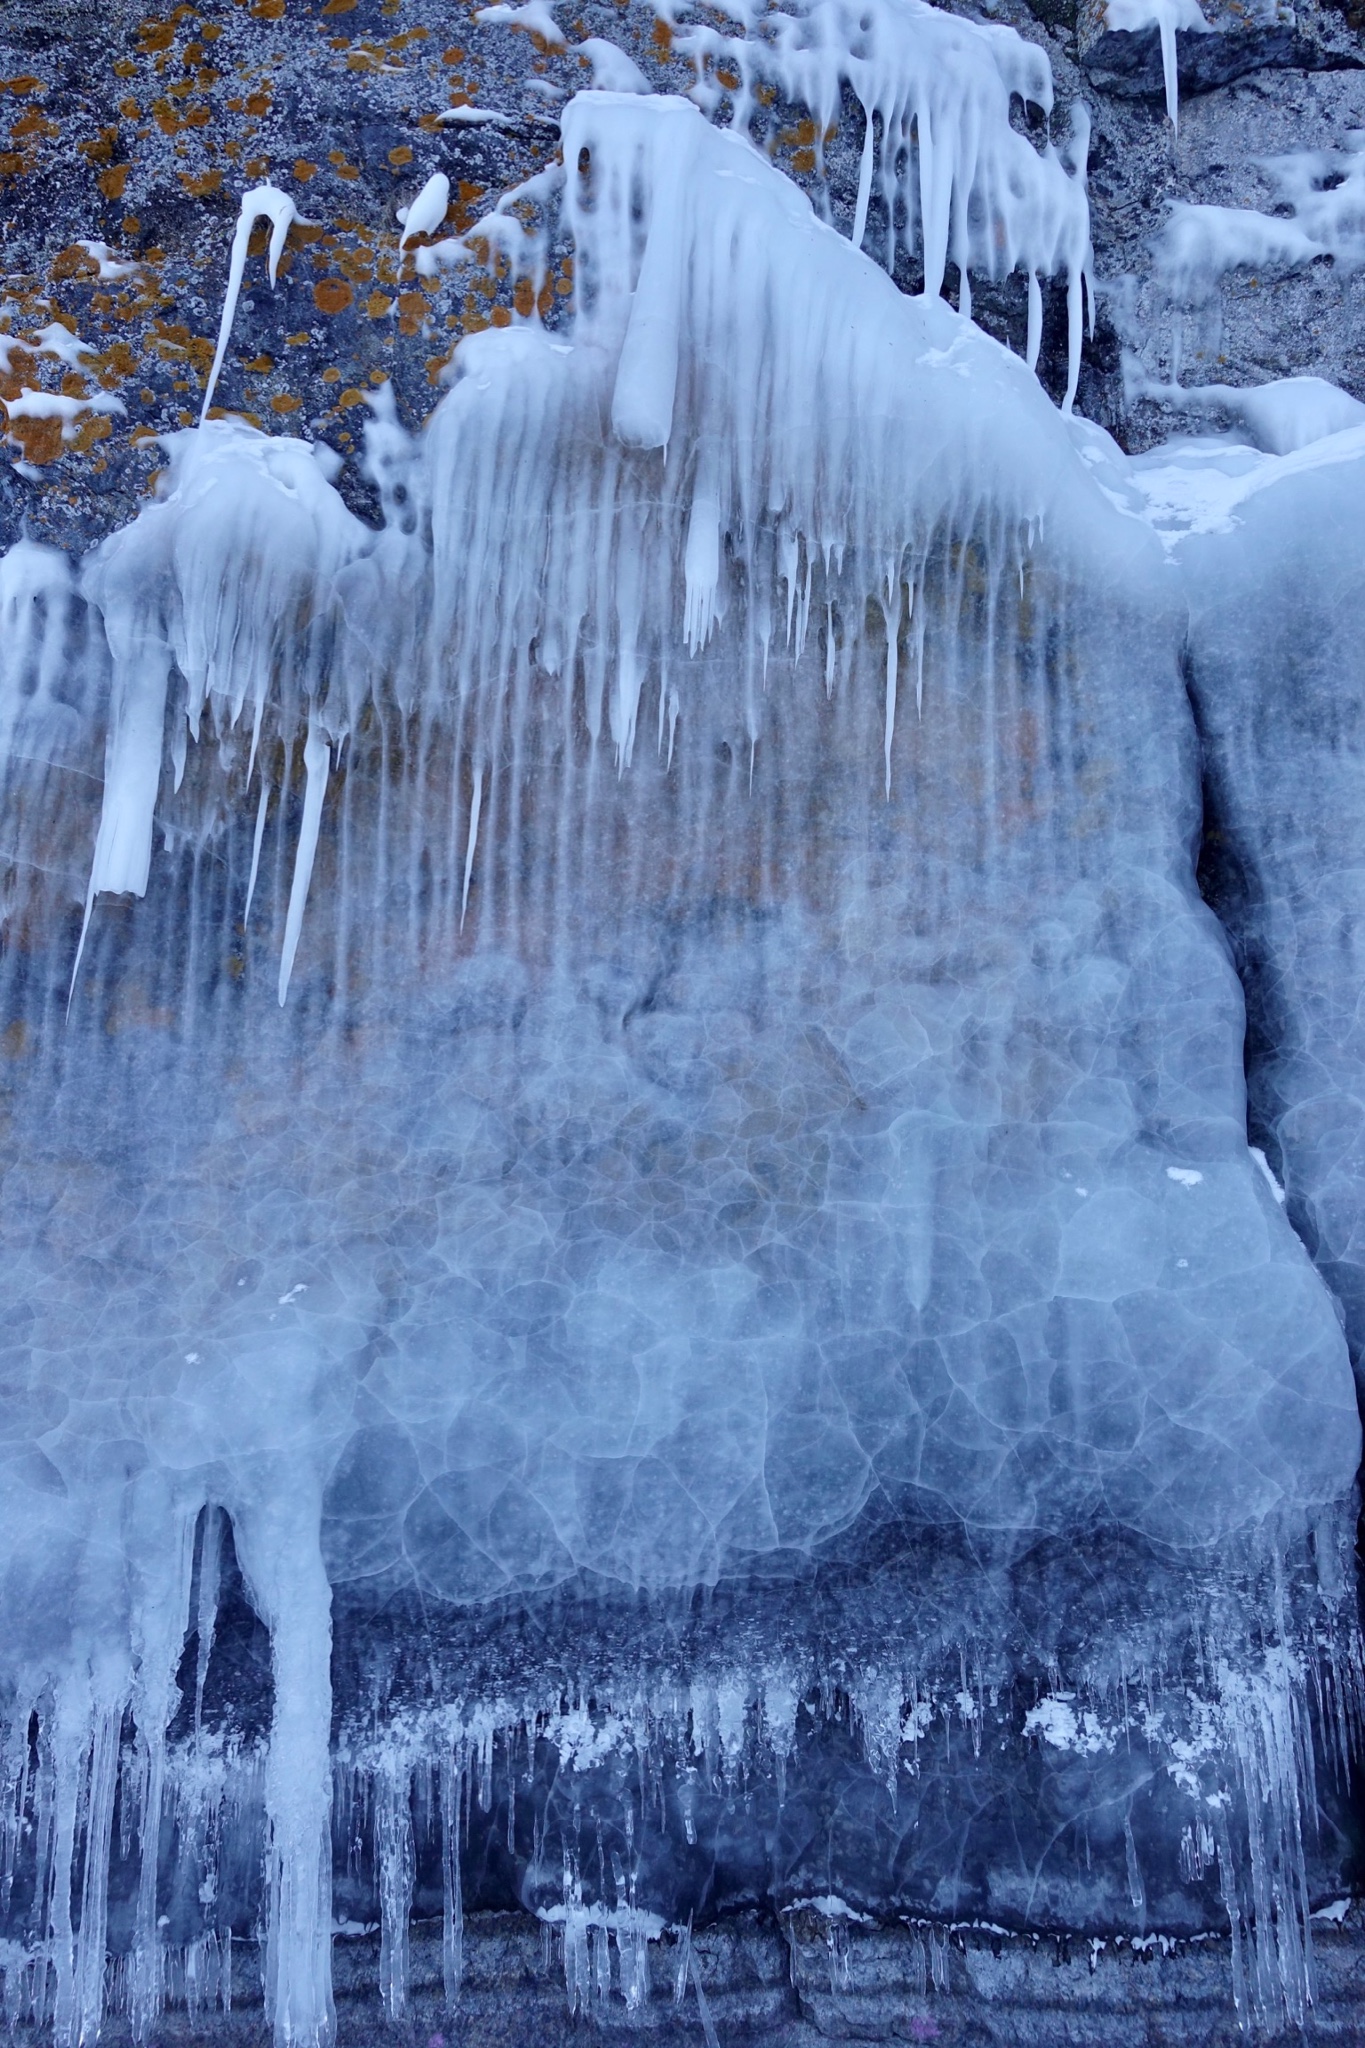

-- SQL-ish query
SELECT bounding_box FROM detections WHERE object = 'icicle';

[376,1763,414,2022]
[881,577,901,799]
[461,767,483,931]
[1026,273,1042,373]
[245,774,271,928]
[278,718,329,1006]
[194,1506,225,1738]
[441,1749,464,2008]
[231,1484,335,2048]
[201,186,300,422]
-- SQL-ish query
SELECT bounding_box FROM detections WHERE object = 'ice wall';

[0,80,1359,2048]
[1172,429,1365,1372]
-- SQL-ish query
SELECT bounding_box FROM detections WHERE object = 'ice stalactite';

[661,0,1093,403]
[231,1480,335,2048]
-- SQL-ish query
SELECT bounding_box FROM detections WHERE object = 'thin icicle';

[461,767,484,930]
[245,773,271,928]
[277,719,329,1006]
[201,186,300,423]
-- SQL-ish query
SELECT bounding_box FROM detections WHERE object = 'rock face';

[1,2,1365,2046]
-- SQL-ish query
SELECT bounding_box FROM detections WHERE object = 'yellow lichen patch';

[4,415,64,466]
[313,278,354,314]
[136,21,177,55]
[80,128,120,164]
[366,291,392,319]
[98,164,132,200]
[344,50,378,70]
[426,352,452,383]
[11,109,57,141]
[71,412,115,455]
[2,75,44,95]
[52,244,101,281]
[269,393,301,412]
[396,290,426,336]
[113,59,138,78]
[294,157,317,180]
[179,166,223,194]
[250,0,286,18]
[246,353,274,372]
[286,330,311,346]
[322,0,358,11]
[321,366,341,382]
[338,386,366,407]
[91,341,139,383]
[388,144,413,166]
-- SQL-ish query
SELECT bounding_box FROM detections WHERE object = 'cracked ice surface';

[0,88,1359,2048]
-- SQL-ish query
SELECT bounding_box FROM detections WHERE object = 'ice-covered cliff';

[1,1,1364,2043]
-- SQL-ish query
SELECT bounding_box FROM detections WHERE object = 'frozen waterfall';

[0,35,1362,2048]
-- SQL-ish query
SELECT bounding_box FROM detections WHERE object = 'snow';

[76,238,140,281]
[435,104,518,127]
[2,388,124,439]
[398,170,451,248]
[578,35,651,93]
[29,320,96,370]
[474,0,566,46]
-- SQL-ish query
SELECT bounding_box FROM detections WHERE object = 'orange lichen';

[396,289,426,335]
[338,386,366,407]
[179,167,223,194]
[389,144,413,166]
[366,291,392,319]
[98,164,132,199]
[80,128,120,163]
[52,244,101,281]
[269,393,301,412]
[313,278,354,314]
[321,366,341,382]
[294,157,317,180]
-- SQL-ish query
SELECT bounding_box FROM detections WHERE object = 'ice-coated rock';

[0,63,1359,2048]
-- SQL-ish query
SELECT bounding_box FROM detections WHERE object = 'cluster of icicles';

[0,1578,1353,2045]
[4,87,1091,1010]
